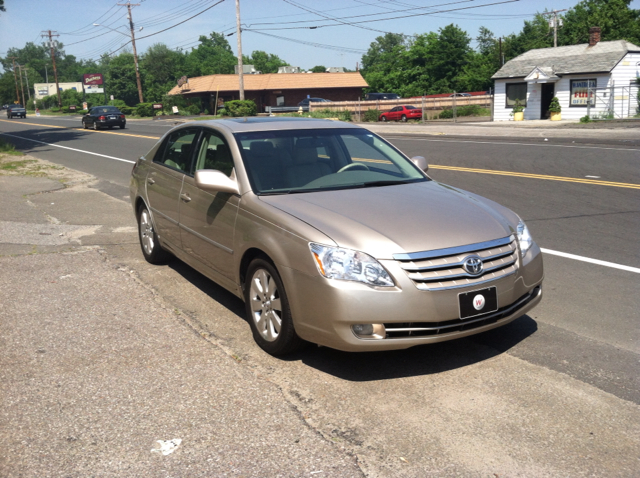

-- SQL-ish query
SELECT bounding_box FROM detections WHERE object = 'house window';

[505,82,527,108]
[570,79,596,107]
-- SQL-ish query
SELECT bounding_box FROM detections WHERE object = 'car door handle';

[147,178,155,185]
[180,193,191,202]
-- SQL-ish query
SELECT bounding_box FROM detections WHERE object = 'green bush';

[217,108,226,116]
[225,100,257,117]
[186,104,201,116]
[338,110,352,122]
[119,106,134,115]
[364,109,381,122]
[579,115,592,123]
[135,103,155,117]
[109,99,128,109]
[548,97,561,113]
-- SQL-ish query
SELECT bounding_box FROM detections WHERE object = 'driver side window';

[155,128,199,172]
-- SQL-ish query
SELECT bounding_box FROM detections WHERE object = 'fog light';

[352,324,374,336]
[351,323,386,339]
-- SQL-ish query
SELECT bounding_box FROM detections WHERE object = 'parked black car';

[297,97,331,112]
[7,104,27,118]
[82,106,126,130]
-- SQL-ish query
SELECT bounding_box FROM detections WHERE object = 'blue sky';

[1,0,639,72]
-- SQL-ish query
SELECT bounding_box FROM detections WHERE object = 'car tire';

[137,204,170,265]
[108,126,113,129]
[93,122,98,130]
[381,116,387,122]
[83,121,88,129]
[120,125,125,129]
[401,115,407,122]
[244,258,307,356]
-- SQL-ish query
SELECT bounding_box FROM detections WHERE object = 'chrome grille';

[393,236,518,291]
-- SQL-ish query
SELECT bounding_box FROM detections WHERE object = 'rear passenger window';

[193,131,234,176]
[155,128,199,172]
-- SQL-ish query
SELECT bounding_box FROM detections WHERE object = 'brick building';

[166,72,369,113]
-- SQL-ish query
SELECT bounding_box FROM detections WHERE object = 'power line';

[244,29,367,54]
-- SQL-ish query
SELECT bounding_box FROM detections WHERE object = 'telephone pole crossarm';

[542,9,568,48]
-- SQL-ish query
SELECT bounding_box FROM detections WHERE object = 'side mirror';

[195,170,239,195]
[411,156,428,172]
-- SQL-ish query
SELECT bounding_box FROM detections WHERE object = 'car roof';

[180,117,363,133]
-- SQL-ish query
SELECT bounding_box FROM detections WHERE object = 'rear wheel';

[137,204,170,264]
[83,121,88,129]
[120,125,125,129]
[381,116,387,122]
[244,258,306,356]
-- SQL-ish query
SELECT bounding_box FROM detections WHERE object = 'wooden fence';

[309,95,493,120]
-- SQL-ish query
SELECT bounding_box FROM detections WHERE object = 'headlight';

[309,243,394,287]
[517,220,533,257]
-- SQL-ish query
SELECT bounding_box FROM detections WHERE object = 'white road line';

[541,248,640,274]
[385,137,640,153]
[0,132,135,164]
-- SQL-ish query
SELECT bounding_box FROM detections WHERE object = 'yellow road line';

[0,119,66,128]
[0,118,159,140]
[430,165,640,190]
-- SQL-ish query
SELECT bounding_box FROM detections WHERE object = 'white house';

[492,28,640,121]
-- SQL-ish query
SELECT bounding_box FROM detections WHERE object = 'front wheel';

[245,258,306,356]
[401,115,407,122]
[137,204,170,264]
[381,116,387,122]
[93,122,98,130]
[83,121,88,129]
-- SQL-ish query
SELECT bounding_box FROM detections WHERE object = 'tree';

[184,32,236,77]
[361,33,410,95]
[105,52,139,106]
[310,65,326,73]
[243,51,289,73]
[141,43,184,101]
[560,0,640,45]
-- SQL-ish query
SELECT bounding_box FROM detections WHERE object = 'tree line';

[1,0,638,108]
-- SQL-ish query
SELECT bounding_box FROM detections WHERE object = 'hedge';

[225,100,257,117]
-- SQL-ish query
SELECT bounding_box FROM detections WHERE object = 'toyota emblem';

[463,256,483,276]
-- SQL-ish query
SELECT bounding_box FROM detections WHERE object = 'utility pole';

[543,10,567,48]
[235,0,245,100]
[17,64,26,105]
[19,65,31,103]
[9,57,20,103]
[118,2,144,103]
[498,37,503,65]
[42,30,62,107]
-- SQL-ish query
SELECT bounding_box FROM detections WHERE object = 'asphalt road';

[2,114,639,476]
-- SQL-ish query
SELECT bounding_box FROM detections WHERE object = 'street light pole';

[118,2,144,104]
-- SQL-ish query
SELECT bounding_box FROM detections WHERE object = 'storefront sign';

[153,103,163,109]
[83,73,104,86]
[570,79,596,106]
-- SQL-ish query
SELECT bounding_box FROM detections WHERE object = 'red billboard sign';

[83,73,104,86]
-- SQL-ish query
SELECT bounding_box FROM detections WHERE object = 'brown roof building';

[167,72,369,113]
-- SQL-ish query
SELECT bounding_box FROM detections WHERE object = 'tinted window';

[405,106,417,110]
[155,128,200,172]
[234,128,426,194]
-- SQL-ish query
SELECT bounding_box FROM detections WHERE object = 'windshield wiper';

[355,180,412,188]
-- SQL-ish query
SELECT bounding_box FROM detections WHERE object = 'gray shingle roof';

[492,40,640,79]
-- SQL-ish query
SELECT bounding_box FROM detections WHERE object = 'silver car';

[130,118,543,355]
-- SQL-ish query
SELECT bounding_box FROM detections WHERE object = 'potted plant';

[549,96,561,121]
[511,99,524,121]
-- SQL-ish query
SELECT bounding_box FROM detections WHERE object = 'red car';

[379,105,422,122]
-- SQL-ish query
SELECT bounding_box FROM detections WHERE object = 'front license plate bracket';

[458,286,498,319]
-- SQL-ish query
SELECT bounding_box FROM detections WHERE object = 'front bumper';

[280,245,543,352]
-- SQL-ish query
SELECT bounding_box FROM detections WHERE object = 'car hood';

[260,181,519,259]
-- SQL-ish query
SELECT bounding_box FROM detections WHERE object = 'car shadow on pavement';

[293,316,538,382]
[165,257,538,382]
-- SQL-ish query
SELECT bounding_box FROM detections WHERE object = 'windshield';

[234,128,428,195]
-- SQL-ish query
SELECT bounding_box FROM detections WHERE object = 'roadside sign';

[172,106,179,114]
[110,95,114,101]
[153,104,163,109]
[82,102,88,110]
[69,105,77,111]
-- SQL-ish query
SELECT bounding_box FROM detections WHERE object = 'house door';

[540,83,555,119]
